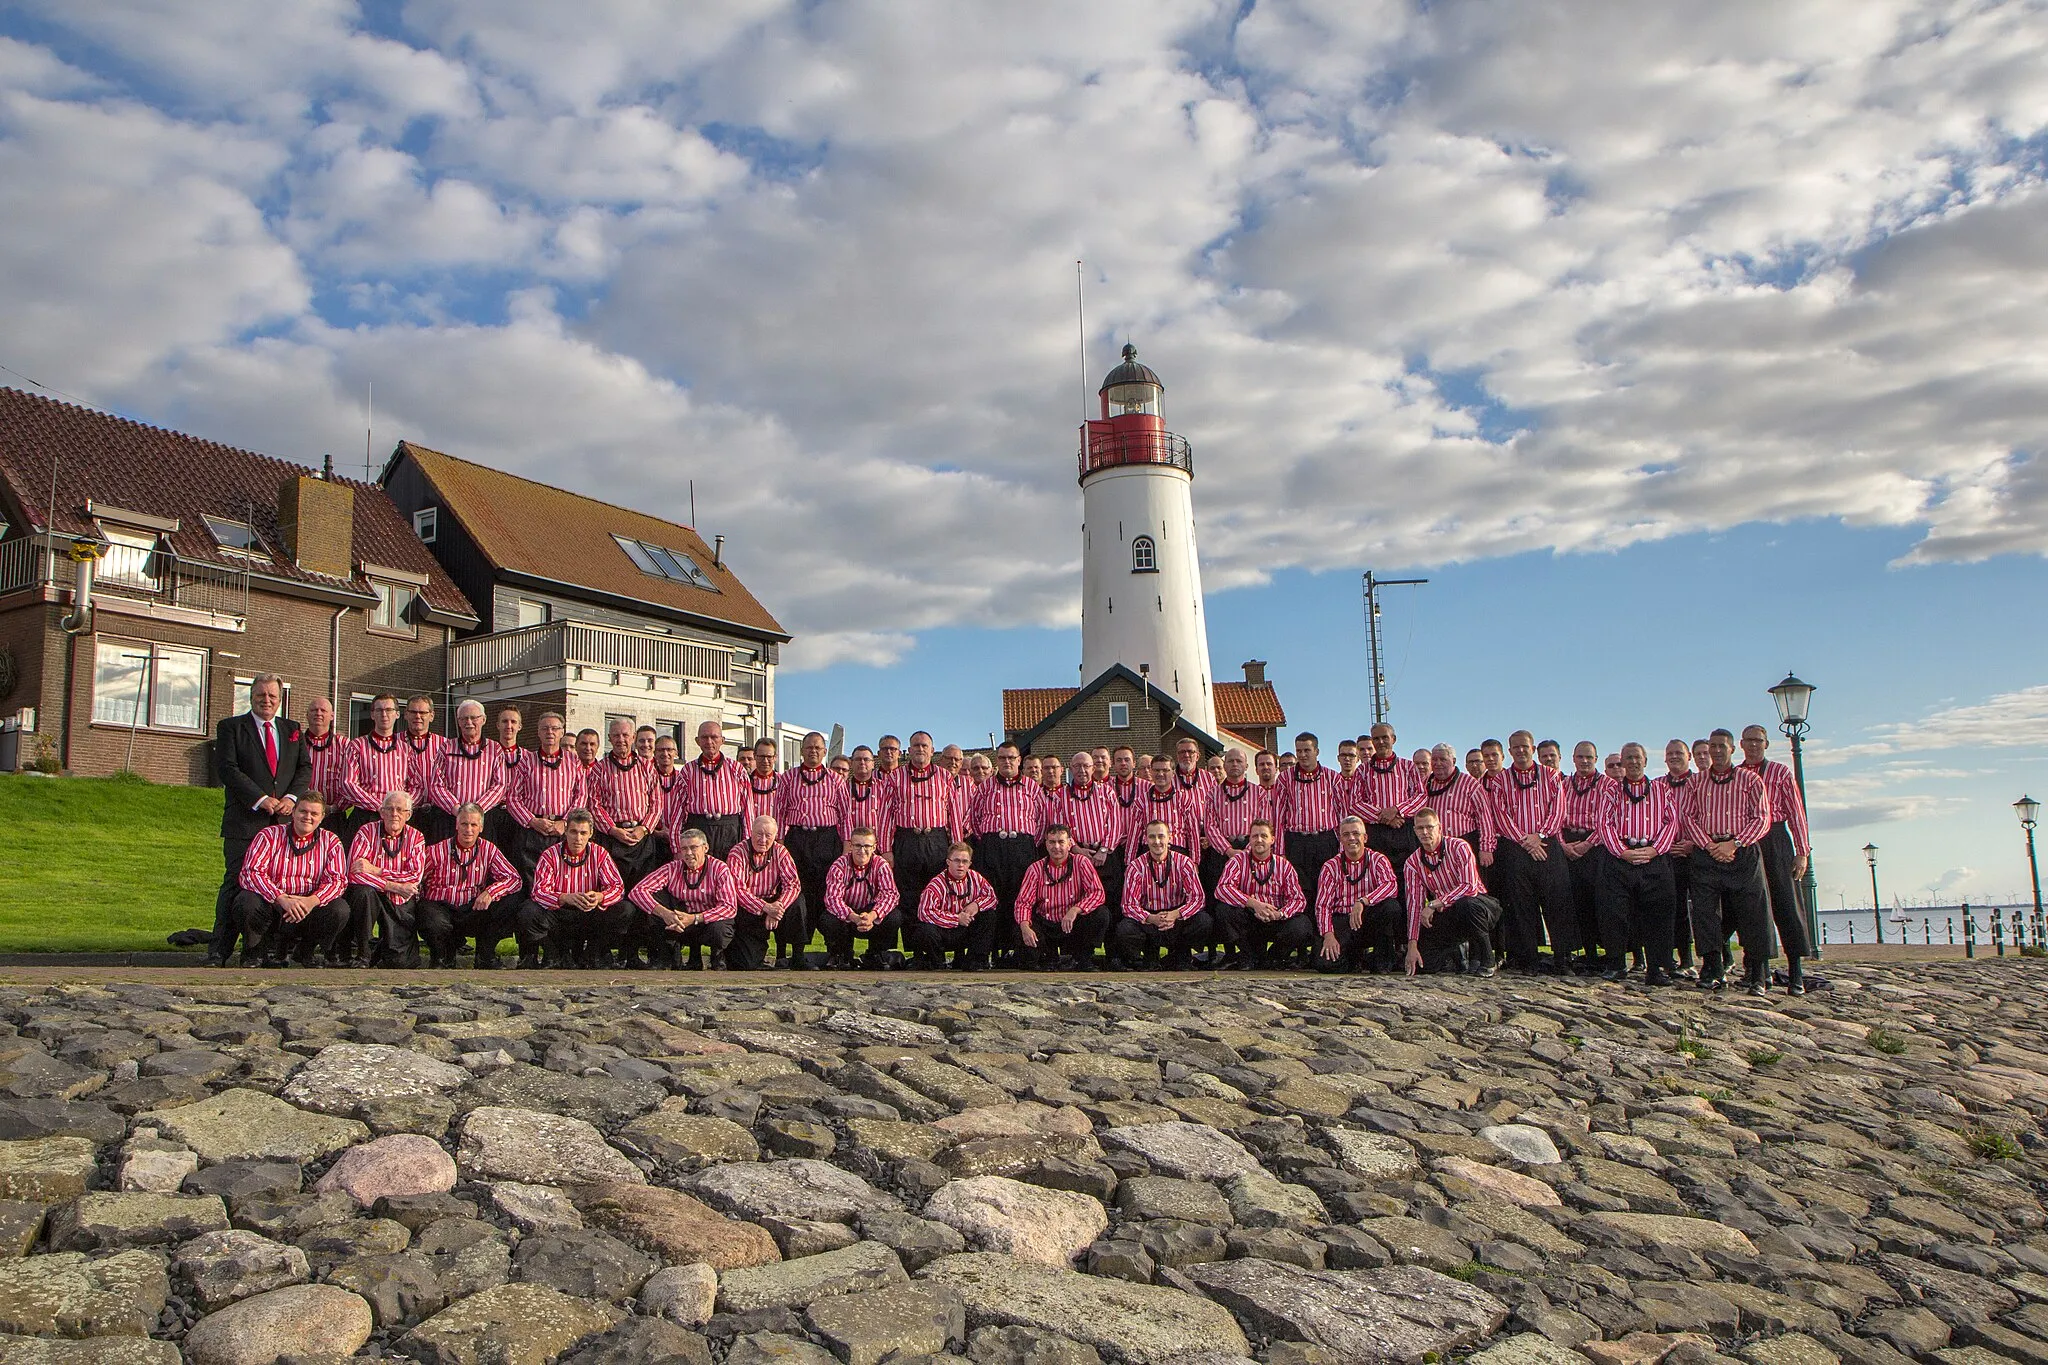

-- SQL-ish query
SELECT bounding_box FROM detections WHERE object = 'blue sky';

[0,0,2043,911]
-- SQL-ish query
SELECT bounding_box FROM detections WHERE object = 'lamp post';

[1865,843,1882,946]
[2019,796,2043,949]
[1769,672,1820,958]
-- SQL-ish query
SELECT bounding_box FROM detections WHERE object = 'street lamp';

[1865,843,1882,945]
[2019,796,2043,949]
[1768,672,1820,956]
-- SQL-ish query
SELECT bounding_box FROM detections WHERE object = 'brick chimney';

[1241,659,1268,687]
[277,474,354,579]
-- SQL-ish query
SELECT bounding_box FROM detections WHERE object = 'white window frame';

[1108,701,1131,730]
[202,515,266,559]
[91,636,209,734]
[413,507,438,543]
[1131,536,1157,573]
[367,581,419,639]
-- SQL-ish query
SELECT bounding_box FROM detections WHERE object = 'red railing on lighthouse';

[1077,422,1194,482]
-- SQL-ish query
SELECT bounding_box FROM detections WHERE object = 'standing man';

[1596,743,1681,986]
[340,694,408,843]
[211,673,308,967]
[884,732,963,911]
[1334,738,1363,810]
[1657,739,1699,979]
[1350,723,1426,874]
[424,701,508,847]
[821,828,903,969]
[1537,740,1563,773]
[1254,749,1279,792]
[1315,815,1401,974]
[507,712,586,883]
[680,720,749,860]
[745,739,781,830]
[1423,744,1496,872]
[1488,730,1578,973]
[875,735,903,786]
[488,706,526,852]
[1125,755,1201,865]
[1201,748,1266,967]
[1173,737,1217,804]
[418,802,523,969]
[1274,733,1345,897]
[776,731,847,970]
[843,747,889,855]
[300,696,348,842]
[586,718,663,891]
[1113,820,1212,971]
[969,743,1045,966]
[728,815,804,970]
[399,695,448,842]
[1401,809,1500,977]
[1015,825,1107,970]
[1054,750,1123,897]
[1686,729,1774,996]
[1214,820,1313,969]
[575,728,603,771]
[235,793,348,968]
[1559,740,1614,971]
[1741,724,1813,994]
[345,790,425,968]
[1039,755,1065,797]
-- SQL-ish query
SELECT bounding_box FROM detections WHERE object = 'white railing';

[0,537,246,620]
[0,538,48,596]
[450,619,734,686]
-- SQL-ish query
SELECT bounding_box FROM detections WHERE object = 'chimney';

[277,474,355,579]
[1241,659,1268,687]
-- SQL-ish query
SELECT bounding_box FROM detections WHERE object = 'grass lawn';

[0,773,222,952]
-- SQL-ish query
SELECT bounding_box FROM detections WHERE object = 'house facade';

[1002,660,1287,762]
[0,389,476,782]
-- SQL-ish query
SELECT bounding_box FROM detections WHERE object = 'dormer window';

[203,515,265,558]
[614,534,718,591]
[1131,536,1157,573]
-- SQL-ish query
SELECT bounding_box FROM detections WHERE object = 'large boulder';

[456,1107,644,1186]
[918,1252,1248,1365]
[182,1284,374,1365]
[140,1090,367,1164]
[1185,1259,1508,1364]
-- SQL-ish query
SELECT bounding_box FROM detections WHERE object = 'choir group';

[212,677,1813,996]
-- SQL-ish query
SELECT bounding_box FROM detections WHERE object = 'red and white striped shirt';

[1274,765,1346,837]
[1314,850,1400,937]
[971,777,1046,839]
[824,855,900,921]
[341,733,411,813]
[400,732,447,804]
[347,822,426,893]
[1125,786,1201,860]
[684,754,749,820]
[1742,759,1810,856]
[842,778,890,844]
[531,843,625,910]
[1490,764,1566,843]
[302,730,346,807]
[1173,766,1218,807]
[1422,771,1496,858]
[1402,837,1486,942]
[1349,757,1426,823]
[1598,778,1681,858]
[727,840,802,915]
[885,765,963,843]
[1051,782,1123,854]
[630,856,739,923]
[587,755,660,835]
[509,749,587,828]
[777,765,850,831]
[1215,850,1307,919]
[1685,767,1771,849]
[1559,772,1613,836]
[1654,773,1697,853]
[1121,849,1206,921]
[495,743,528,793]
[240,825,348,904]
[1015,855,1105,925]
[744,774,781,830]
[918,869,998,928]
[653,767,689,843]
[421,837,522,905]
[1203,779,1270,852]
[426,741,508,815]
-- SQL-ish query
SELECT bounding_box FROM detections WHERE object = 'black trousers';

[972,833,1038,955]
[1669,851,1695,964]
[413,806,453,847]
[1414,894,1501,973]
[784,826,843,958]
[418,898,513,963]
[1282,831,1338,905]
[1495,836,1579,966]
[891,830,951,912]
[1366,822,1419,875]
[346,886,419,965]
[820,908,906,963]
[638,896,736,965]
[904,913,998,966]
[484,807,522,862]
[1216,905,1318,963]
[1018,906,1109,966]
[1320,896,1406,971]
[1598,854,1676,970]
[728,908,798,969]
[1110,909,1214,966]
[1688,846,1771,977]
[212,838,257,963]
[1098,848,1127,920]
[1758,821,1811,958]
[514,825,559,886]
[1561,832,1608,958]
[686,813,747,862]
[599,830,664,892]
[236,890,347,964]
[542,900,637,963]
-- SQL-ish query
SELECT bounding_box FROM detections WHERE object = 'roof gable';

[393,441,787,641]
[1005,664,1229,755]
[1006,677,1286,736]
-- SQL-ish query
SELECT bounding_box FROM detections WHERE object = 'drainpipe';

[58,541,101,635]
[329,607,349,712]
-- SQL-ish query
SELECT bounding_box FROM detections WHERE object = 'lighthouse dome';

[1098,342,1162,394]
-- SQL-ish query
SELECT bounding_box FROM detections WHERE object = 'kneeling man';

[418,802,523,969]
[237,794,348,968]
[1402,809,1502,978]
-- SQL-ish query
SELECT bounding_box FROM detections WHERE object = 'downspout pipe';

[58,540,102,635]
[329,607,349,712]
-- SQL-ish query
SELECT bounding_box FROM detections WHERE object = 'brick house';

[1002,659,1287,761]
[380,441,790,748]
[0,389,476,782]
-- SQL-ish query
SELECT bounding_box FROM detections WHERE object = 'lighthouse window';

[1131,536,1157,574]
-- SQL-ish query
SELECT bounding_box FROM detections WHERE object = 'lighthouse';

[1078,343,1218,739]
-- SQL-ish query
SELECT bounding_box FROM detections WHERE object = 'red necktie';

[263,721,277,776]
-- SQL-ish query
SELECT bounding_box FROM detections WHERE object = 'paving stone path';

[0,959,2043,1365]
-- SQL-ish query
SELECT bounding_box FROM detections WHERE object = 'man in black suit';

[210,673,310,965]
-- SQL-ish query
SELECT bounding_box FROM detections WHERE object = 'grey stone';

[457,1062,667,1130]
[116,1138,197,1194]
[559,1316,713,1365]
[456,1105,645,1185]
[966,1324,1102,1365]
[50,1191,229,1250]
[822,1012,947,1048]
[1116,1177,1232,1226]
[641,1263,719,1326]
[690,1159,901,1224]
[0,1204,42,1258]
[1186,1260,1507,1364]
[230,1191,356,1241]
[762,1216,860,1258]
[1323,1130,1421,1181]
[807,1282,967,1365]
[857,1210,968,1271]
[718,1240,908,1312]
[0,1100,124,1146]
[1224,1169,1325,1229]
[515,1226,660,1300]
[0,1048,104,1103]
[1355,1216,1471,1274]
[0,1250,168,1337]
[926,1177,1108,1266]
[919,1251,1249,1365]
[279,1043,468,1127]
[0,1340,183,1365]
[173,1228,312,1309]
[403,1282,625,1365]
[415,1216,513,1298]
[325,1250,446,1328]
[1467,1332,1599,1365]
[183,1284,375,1365]
[620,1107,762,1165]
[0,1138,98,1205]
[1478,1124,1564,1165]
[1098,1124,1259,1180]
[491,1180,585,1231]
[1861,1307,1951,1356]
[373,1190,478,1231]
[764,1119,838,1160]
[1225,1226,1325,1269]
[727,1333,841,1365]
[141,1089,368,1164]
[184,1160,302,1205]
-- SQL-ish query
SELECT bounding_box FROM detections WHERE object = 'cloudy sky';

[2,0,2045,921]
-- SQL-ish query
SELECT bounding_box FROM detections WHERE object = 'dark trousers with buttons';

[1282,832,1338,909]
[1495,837,1579,966]
[785,827,844,959]
[1562,831,1607,958]
[971,833,1037,955]
[1217,904,1318,963]
[891,830,951,915]
[1688,846,1770,977]
[1758,821,1810,958]
[1598,854,1676,970]
[820,908,906,963]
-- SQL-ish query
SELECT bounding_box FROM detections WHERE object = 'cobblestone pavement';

[0,960,2043,1365]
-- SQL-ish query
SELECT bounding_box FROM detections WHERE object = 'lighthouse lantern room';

[1078,343,1218,740]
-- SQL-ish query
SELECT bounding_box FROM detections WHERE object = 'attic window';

[203,515,265,558]
[614,534,719,591]
[413,507,438,543]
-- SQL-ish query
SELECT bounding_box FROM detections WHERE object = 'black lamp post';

[2019,796,2043,949]
[1769,672,1820,957]
[1864,843,1882,945]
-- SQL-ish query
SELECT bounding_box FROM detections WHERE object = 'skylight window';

[203,515,264,557]
[613,534,718,590]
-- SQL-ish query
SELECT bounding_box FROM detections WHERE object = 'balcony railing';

[450,619,736,687]
[0,536,248,621]
[1078,426,1193,482]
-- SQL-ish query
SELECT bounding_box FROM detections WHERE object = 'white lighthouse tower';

[1078,343,1218,739]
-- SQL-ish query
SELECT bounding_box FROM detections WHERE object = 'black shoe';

[1786,959,1806,996]
[473,954,498,971]
[516,954,540,970]
[1165,950,1193,971]
[259,956,287,969]
[1700,972,1726,991]
[1602,967,1626,983]
[1221,955,1256,972]
[792,953,817,970]
[1644,966,1673,987]
[708,951,727,971]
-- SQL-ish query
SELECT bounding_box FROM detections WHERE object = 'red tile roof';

[1004,680,1285,734]
[0,388,473,622]
[1002,687,1077,733]
[396,441,787,641]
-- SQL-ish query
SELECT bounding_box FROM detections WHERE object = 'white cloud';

[1815,685,2048,764]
